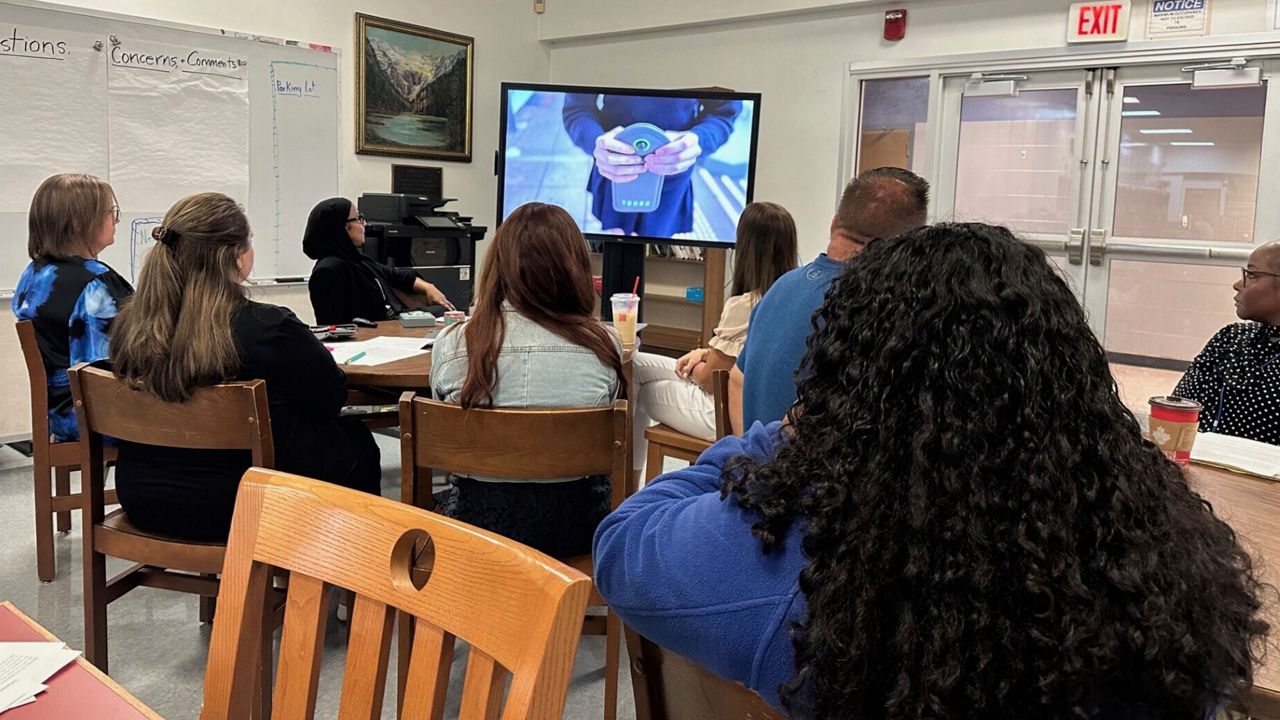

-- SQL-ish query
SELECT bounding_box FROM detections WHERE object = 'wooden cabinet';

[591,248,727,354]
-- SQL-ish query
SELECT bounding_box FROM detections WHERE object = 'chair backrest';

[67,363,274,519]
[711,369,731,440]
[201,468,593,720]
[626,628,787,720]
[15,321,49,444]
[398,395,629,510]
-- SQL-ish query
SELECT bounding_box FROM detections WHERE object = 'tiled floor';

[1111,362,1184,417]
[0,363,1185,719]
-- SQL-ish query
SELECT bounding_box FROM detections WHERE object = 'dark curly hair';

[722,223,1268,719]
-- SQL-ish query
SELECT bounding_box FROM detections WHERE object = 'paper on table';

[0,642,80,714]
[1191,431,1280,480]
[329,336,433,367]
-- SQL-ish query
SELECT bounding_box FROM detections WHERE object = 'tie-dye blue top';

[13,257,133,440]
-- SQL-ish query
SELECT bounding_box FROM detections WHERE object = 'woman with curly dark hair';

[593,222,1267,719]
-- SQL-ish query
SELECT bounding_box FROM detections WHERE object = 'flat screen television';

[497,82,762,248]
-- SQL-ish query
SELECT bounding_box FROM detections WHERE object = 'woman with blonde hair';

[429,201,624,556]
[110,192,380,541]
[12,173,133,440]
[629,201,797,473]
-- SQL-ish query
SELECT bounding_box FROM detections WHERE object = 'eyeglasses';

[110,205,120,222]
[345,213,366,225]
[1241,267,1280,286]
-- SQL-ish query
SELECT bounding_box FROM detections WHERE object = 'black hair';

[723,222,1267,719]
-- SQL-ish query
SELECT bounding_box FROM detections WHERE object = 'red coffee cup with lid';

[1147,395,1202,467]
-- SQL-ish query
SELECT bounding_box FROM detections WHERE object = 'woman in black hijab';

[304,197,454,325]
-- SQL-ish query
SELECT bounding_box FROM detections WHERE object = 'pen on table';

[341,351,366,365]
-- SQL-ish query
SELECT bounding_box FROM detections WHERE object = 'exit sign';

[1067,1,1132,43]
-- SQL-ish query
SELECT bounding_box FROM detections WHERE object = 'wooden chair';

[642,368,731,483]
[67,363,274,677]
[626,627,786,720]
[201,468,592,720]
[399,395,629,720]
[16,320,118,582]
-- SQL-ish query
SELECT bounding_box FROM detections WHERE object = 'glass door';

[935,68,1104,295]
[1080,60,1280,363]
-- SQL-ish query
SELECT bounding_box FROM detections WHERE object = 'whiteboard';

[0,0,340,291]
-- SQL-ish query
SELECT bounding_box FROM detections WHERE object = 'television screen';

[498,82,761,248]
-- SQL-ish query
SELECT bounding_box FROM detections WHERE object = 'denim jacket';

[429,305,622,482]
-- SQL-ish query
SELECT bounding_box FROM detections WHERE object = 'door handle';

[1067,228,1085,265]
[1088,228,1107,266]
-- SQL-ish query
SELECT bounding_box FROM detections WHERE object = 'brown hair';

[730,201,798,297]
[834,166,930,242]
[110,193,252,403]
[28,173,115,260]
[456,202,624,409]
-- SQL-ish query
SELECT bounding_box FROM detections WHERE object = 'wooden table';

[0,601,162,719]
[336,322,439,390]
[1186,465,1280,715]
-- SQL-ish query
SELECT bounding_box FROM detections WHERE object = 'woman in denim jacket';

[429,202,624,556]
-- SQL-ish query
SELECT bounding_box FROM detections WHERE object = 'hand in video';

[645,131,702,176]
[593,126,645,184]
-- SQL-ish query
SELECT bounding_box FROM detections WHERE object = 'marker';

[341,351,366,365]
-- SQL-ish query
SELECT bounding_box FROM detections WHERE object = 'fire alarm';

[884,9,908,41]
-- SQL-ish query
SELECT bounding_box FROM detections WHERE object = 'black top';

[1174,321,1280,445]
[303,196,418,324]
[113,301,381,540]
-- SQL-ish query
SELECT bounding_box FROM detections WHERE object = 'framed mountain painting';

[355,14,474,162]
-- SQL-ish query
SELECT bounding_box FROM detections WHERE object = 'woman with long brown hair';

[109,192,381,541]
[630,201,797,474]
[429,201,624,556]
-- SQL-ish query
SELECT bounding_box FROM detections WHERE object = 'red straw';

[631,276,640,295]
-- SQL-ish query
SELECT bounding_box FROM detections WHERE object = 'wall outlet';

[534,0,545,13]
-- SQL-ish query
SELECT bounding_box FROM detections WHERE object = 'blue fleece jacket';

[592,421,801,710]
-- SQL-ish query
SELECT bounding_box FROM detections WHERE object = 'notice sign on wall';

[1067,1,1132,43]
[1147,0,1210,38]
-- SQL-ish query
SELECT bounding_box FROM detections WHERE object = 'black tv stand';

[600,241,646,323]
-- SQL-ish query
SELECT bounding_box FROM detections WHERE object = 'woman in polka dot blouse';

[1174,241,1280,445]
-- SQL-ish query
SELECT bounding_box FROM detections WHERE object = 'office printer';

[358,193,487,313]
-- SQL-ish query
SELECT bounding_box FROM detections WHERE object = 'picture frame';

[355,13,473,162]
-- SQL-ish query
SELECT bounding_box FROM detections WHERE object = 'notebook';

[1191,431,1280,481]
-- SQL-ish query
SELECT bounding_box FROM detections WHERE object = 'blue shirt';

[13,257,133,440]
[592,421,801,711]
[736,254,845,428]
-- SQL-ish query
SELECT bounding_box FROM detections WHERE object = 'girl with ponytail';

[110,193,381,541]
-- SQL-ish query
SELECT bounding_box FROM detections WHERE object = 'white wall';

[3,0,547,441]
[546,0,1271,261]
[538,0,896,42]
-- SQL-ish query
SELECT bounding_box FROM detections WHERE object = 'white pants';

[631,351,716,471]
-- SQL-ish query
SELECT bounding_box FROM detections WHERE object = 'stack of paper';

[1191,431,1280,481]
[0,642,81,713]
[327,335,433,367]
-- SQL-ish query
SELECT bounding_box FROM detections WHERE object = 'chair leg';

[83,550,108,672]
[644,444,665,484]
[33,457,55,583]
[54,466,72,533]
[604,609,621,720]
[200,574,218,624]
